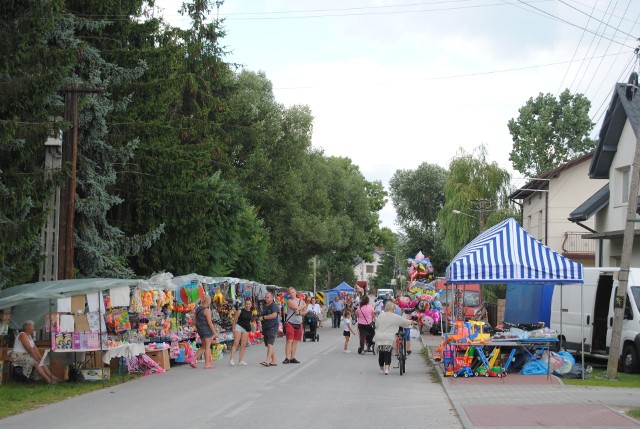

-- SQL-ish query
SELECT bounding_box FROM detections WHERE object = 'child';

[341,311,357,353]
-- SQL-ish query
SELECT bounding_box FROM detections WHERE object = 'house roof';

[509,151,594,200]
[567,183,609,222]
[590,82,640,179]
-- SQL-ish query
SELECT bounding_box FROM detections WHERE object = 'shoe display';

[283,358,290,364]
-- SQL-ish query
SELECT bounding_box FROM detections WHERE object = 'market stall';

[0,274,277,382]
[441,217,584,378]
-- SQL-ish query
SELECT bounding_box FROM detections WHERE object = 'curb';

[419,334,473,429]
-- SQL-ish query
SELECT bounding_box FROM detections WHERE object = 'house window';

[620,167,630,204]
[366,264,375,274]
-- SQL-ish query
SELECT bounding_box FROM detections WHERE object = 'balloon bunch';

[407,251,435,282]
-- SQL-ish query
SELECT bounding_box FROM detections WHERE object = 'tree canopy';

[508,89,595,177]
[0,1,387,289]
[439,145,518,258]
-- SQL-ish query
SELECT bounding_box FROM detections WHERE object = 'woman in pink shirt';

[356,295,376,354]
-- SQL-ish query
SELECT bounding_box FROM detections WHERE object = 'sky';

[153,0,640,231]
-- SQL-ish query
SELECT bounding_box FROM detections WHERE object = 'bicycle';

[395,326,407,375]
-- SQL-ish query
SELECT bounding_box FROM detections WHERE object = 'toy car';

[453,367,475,378]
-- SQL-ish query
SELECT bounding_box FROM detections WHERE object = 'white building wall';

[595,120,640,267]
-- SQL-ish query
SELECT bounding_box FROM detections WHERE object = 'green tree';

[389,163,448,273]
[508,89,595,177]
[439,145,517,258]
[0,1,76,288]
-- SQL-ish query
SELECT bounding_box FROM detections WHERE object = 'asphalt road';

[2,324,461,428]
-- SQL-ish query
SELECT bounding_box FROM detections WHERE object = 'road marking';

[224,400,254,418]
[278,358,317,384]
[208,400,241,418]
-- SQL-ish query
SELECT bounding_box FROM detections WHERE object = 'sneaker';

[379,368,384,374]
[357,347,362,354]
[289,358,300,364]
[283,358,290,364]
[343,350,351,353]
[229,359,235,366]
[239,361,248,366]
[384,369,389,375]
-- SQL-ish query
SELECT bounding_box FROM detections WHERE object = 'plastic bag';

[521,359,548,375]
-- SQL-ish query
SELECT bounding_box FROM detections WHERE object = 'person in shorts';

[258,291,279,366]
[341,310,357,353]
[283,287,306,364]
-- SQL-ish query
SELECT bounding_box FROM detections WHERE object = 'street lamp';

[453,209,485,231]
[452,209,475,219]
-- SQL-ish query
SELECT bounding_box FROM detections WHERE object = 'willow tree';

[439,145,517,258]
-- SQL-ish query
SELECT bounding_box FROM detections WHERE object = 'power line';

[583,0,633,94]
[513,0,634,49]
[558,0,637,40]
[555,0,598,95]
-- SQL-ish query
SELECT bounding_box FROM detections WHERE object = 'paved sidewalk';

[421,335,640,428]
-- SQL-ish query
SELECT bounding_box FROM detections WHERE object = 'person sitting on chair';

[11,320,61,384]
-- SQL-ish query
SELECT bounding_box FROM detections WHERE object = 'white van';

[376,288,394,300]
[550,267,640,373]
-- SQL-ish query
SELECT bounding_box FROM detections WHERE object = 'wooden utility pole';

[56,85,102,280]
[607,117,640,379]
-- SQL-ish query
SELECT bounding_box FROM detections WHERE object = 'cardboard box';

[80,368,110,381]
[146,348,170,370]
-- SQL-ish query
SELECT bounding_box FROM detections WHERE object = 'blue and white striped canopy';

[445,218,583,285]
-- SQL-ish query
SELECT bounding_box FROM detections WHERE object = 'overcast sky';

[154,0,640,231]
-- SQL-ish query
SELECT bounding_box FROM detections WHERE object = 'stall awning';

[445,218,583,284]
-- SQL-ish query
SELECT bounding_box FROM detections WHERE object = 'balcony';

[562,231,596,257]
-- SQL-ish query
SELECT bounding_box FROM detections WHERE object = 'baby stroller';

[357,323,376,354]
[303,311,320,342]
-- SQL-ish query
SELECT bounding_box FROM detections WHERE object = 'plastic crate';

[454,356,473,370]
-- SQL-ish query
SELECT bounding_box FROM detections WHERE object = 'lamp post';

[453,209,484,231]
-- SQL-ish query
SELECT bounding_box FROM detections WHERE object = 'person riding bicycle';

[372,301,413,375]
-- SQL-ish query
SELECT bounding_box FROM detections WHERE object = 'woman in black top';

[191,295,219,369]
[229,298,253,366]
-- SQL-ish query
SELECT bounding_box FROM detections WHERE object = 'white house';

[353,247,385,282]
[509,152,606,267]
[572,82,640,267]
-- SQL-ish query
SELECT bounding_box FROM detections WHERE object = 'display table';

[40,343,145,367]
[446,338,557,378]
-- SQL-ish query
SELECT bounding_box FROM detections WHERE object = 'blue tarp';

[504,283,554,326]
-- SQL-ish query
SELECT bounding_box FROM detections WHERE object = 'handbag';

[285,299,302,329]
[361,309,375,331]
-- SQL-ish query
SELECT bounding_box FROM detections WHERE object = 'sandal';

[260,361,269,367]
[189,361,197,368]
[269,363,278,366]
[204,365,216,369]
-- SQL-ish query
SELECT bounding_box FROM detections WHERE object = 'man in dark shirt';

[258,291,280,366]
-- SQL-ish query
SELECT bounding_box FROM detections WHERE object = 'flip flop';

[189,361,197,368]
[260,361,269,367]
[269,363,278,366]
[204,365,216,369]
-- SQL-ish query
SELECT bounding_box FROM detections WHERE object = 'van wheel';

[621,344,639,373]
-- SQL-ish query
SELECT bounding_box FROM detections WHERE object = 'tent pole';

[581,281,584,380]
[559,285,563,350]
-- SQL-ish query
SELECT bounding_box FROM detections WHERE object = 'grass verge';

[561,368,640,388]
[0,374,139,420]
[420,345,441,383]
